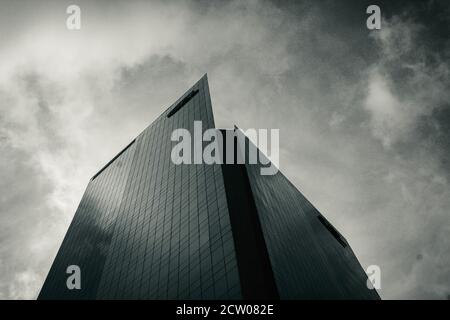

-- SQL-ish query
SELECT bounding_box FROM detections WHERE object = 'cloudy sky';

[0,0,449,299]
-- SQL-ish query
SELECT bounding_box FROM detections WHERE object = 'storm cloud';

[0,0,449,299]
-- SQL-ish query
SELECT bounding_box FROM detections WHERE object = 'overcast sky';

[0,0,449,299]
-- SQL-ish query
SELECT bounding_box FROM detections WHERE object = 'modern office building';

[38,75,379,300]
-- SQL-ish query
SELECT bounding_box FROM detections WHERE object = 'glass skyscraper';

[39,75,379,300]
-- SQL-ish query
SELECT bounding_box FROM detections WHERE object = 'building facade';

[39,75,379,300]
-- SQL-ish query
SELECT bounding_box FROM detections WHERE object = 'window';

[167,89,199,118]
[317,215,347,248]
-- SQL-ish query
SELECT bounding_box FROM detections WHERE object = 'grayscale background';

[0,0,449,299]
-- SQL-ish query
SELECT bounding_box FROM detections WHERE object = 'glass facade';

[244,159,380,299]
[39,75,378,300]
[39,75,241,299]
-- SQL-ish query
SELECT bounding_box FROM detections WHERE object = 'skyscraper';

[39,75,379,300]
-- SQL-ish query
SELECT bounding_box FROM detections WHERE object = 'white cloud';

[364,68,416,148]
[365,17,450,148]
[8,270,42,300]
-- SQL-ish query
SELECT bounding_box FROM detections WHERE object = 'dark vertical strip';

[219,130,279,300]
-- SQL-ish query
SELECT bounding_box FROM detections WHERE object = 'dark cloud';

[0,0,448,299]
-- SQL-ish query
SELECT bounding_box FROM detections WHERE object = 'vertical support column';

[219,129,279,300]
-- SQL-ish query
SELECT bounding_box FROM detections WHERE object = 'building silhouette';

[39,75,379,300]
